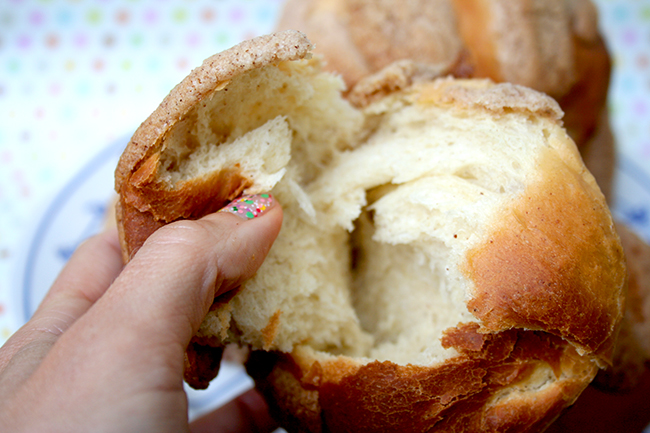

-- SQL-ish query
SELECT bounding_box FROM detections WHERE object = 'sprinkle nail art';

[219,193,274,219]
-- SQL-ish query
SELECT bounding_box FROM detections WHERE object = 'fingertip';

[237,388,279,432]
[98,227,121,252]
[45,228,124,302]
[202,194,283,236]
[200,202,283,297]
[216,193,279,221]
[94,196,283,347]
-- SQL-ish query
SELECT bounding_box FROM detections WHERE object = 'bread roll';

[276,0,615,199]
[115,31,626,432]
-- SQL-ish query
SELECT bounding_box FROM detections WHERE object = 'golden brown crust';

[556,30,611,147]
[248,324,598,433]
[247,354,324,433]
[593,314,648,391]
[115,195,164,262]
[277,0,372,87]
[347,60,471,108]
[464,146,626,363]
[115,31,315,386]
[545,368,650,433]
[451,0,612,155]
[454,0,577,97]
[276,0,604,101]
[278,0,465,89]
[345,0,463,75]
[618,224,650,346]
[262,311,283,351]
[451,0,501,82]
[183,338,224,390]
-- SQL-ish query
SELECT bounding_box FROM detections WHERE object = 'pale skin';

[0,202,283,433]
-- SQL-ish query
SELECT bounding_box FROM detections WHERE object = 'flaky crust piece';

[114,30,313,261]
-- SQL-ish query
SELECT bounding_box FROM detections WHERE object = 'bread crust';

[412,77,563,120]
[277,0,608,121]
[594,223,650,390]
[248,324,598,433]
[619,225,650,356]
[465,147,625,362]
[243,77,623,431]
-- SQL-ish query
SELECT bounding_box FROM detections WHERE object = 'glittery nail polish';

[218,193,274,219]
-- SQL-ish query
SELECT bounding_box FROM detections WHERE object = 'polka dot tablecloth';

[0,0,649,425]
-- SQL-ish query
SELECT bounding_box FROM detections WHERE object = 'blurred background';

[0,0,648,372]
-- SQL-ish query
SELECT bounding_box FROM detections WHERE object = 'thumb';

[37,194,282,389]
[99,193,283,348]
[6,194,282,431]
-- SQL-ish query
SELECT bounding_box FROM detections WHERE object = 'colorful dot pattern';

[594,0,650,160]
[219,194,274,219]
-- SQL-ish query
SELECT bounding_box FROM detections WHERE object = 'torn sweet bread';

[115,31,626,432]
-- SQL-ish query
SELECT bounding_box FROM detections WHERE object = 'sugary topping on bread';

[115,30,313,192]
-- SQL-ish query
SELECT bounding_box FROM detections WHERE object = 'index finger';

[0,229,123,390]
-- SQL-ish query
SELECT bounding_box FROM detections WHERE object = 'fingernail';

[219,193,274,219]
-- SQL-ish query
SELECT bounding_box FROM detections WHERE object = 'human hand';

[0,194,283,433]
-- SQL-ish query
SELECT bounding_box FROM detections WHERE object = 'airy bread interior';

[156,58,576,367]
